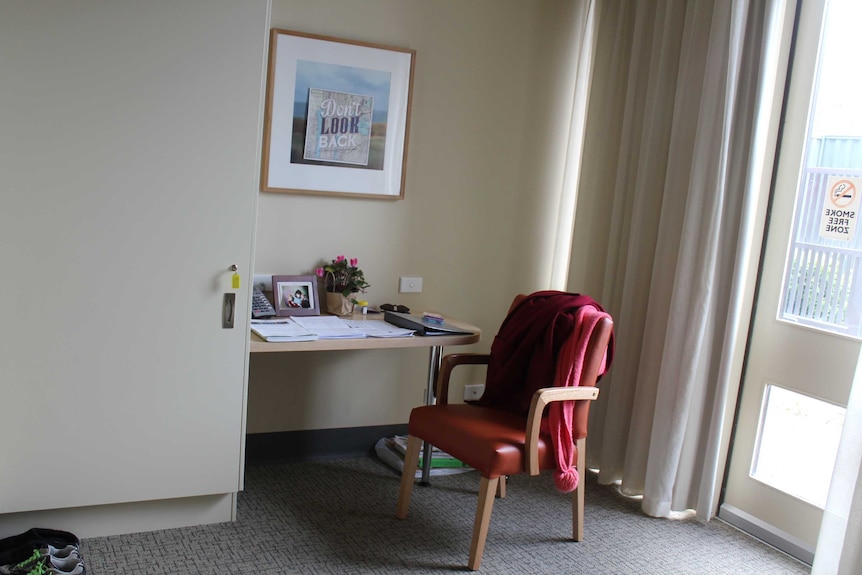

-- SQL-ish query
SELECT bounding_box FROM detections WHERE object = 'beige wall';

[248,0,587,433]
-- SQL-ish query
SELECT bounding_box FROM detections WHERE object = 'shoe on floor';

[0,530,79,569]
[2,553,84,575]
[18,563,84,575]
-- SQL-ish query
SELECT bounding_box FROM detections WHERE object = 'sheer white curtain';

[549,0,597,290]
[574,0,792,519]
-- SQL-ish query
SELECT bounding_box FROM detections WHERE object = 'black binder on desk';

[384,311,474,336]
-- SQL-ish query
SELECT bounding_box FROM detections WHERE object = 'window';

[751,384,845,507]
[779,0,862,337]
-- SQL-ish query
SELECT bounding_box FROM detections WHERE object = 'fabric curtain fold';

[550,0,598,290]
[572,0,792,519]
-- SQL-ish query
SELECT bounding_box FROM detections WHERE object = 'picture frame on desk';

[272,275,320,317]
[260,28,415,200]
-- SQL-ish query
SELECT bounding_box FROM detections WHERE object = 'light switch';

[399,276,423,293]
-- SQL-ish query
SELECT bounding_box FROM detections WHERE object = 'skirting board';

[245,424,409,465]
[718,503,814,565]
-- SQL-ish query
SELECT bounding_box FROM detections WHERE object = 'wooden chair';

[395,299,613,570]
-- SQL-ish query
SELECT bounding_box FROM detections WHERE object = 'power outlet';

[399,276,423,293]
[253,274,273,292]
[464,384,485,402]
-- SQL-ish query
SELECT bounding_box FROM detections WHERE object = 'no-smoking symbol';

[831,179,857,208]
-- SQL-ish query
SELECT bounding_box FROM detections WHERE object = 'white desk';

[249,313,481,481]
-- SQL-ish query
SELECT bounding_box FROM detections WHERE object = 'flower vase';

[325,292,355,316]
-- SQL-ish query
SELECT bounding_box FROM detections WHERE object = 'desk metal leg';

[420,345,443,485]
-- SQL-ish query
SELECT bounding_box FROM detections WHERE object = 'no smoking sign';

[821,176,862,241]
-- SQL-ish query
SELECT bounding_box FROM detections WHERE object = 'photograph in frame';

[271,275,320,317]
[261,29,415,199]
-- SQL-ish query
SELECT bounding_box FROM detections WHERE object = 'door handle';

[223,293,236,328]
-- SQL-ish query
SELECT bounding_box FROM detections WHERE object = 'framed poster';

[261,29,415,200]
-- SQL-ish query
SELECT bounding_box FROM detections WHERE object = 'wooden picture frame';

[272,275,320,317]
[261,29,415,200]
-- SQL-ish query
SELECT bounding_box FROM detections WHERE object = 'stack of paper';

[387,435,469,468]
[250,319,318,342]
[342,319,415,338]
[252,316,417,341]
[290,316,367,339]
[374,437,472,478]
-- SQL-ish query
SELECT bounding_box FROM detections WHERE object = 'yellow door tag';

[231,272,240,289]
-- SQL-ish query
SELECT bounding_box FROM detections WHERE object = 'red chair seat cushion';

[408,404,563,479]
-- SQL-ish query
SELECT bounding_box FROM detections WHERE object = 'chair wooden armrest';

[524,386,600,475]
[436,353,490,405]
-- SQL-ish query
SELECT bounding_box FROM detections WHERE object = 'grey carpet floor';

[80,457,810,574]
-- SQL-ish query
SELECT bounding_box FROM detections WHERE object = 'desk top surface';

[249,313,481,353]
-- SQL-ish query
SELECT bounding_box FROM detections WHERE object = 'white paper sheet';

[290,316,366,339]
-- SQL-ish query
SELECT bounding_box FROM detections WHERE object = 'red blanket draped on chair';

[478,291,614,491]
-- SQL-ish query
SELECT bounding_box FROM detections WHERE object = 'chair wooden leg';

[572,437,586,541]
[496,475,506,499]
[468,476,499,570]
[396,435,423,519]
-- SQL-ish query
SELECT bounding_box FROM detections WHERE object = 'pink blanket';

[543,306,610,492]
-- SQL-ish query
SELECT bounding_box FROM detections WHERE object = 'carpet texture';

[80,457,809,574]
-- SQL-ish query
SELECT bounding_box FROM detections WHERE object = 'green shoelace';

[23,564,50,575]
[8,549,42,571]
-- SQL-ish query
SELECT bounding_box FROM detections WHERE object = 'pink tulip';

[336,255,346,262]
[316,267,324,277]
[350,258,358,267]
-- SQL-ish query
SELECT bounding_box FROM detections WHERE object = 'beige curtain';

[572,0,793,519]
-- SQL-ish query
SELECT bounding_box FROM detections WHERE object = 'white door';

[0,0,268,513]
[720,0,862,562]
